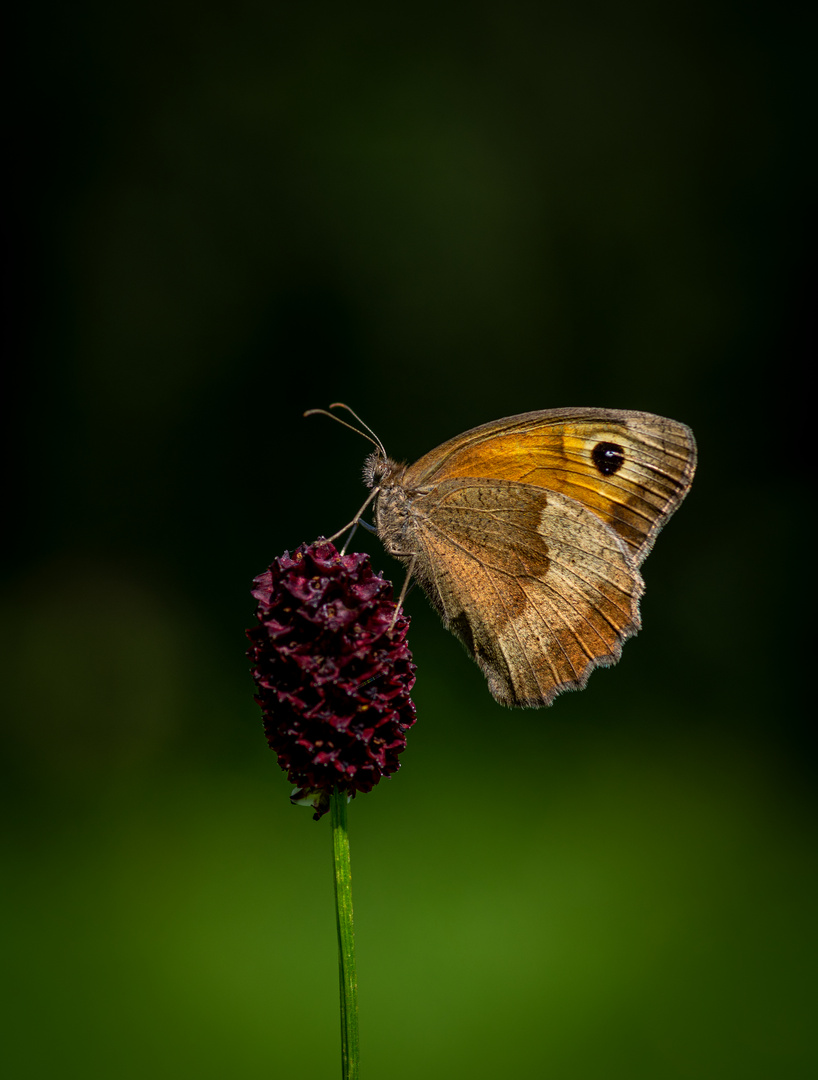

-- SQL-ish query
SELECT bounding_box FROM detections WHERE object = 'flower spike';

[247,540,416,818]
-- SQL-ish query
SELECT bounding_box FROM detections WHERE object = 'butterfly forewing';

[403,408,697,563]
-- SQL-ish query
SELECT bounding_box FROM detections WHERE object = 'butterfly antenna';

[328,402,388,459]
[303,405,386,457]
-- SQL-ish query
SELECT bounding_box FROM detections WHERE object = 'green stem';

[331,788,359,1079]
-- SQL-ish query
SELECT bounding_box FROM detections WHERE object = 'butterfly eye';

[591,441,625,476]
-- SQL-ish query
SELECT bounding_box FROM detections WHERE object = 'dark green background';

[6,3,813,1077]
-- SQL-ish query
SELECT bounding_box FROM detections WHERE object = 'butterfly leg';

[387,555,417,630]
[322,488,380,550]
[338,516,376,554]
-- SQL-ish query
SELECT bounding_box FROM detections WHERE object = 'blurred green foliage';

[6,2,813,1076]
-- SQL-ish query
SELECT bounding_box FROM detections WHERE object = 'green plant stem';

[331,788,359,1079]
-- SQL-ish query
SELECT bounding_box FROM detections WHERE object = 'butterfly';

[308,405,697,708]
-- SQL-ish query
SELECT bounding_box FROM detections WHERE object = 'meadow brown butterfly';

[307,405,697,708]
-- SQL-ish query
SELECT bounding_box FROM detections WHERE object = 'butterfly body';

[359,408,696,708]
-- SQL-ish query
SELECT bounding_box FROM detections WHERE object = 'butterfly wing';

[403,408,696,564]
[401,477,643,707]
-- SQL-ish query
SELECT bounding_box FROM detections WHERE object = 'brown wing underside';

[406,477,644,708]
[404,408,696,564]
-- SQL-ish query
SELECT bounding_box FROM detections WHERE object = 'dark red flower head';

[246,539,416,819]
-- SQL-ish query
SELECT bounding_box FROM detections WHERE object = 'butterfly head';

[363,450,405,491]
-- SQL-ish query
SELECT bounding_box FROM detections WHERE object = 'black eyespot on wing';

[591,441,625,476]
